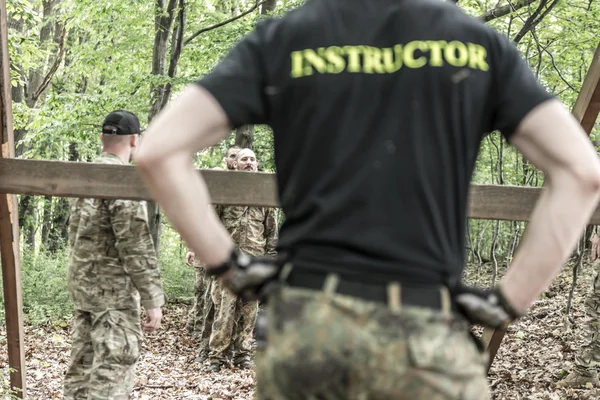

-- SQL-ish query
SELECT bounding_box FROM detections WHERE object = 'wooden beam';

[572,42,600,134]
[6,158,600,224]
[5,159,600,223]
[0,0,26,397]
[0,158,280,206]
[481,327,507,372]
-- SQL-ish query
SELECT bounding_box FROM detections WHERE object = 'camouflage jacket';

[67,152,165,312]
[214,205,278,257]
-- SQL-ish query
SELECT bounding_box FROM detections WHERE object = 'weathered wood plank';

[0,158,280,206]
[572,43,600,134]
[3,158,600,223]
[0,0,26,396]
[481,327,507,372]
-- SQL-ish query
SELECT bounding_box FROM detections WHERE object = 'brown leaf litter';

[1,260,599,399]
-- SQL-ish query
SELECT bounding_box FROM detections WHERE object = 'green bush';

[18,246,72,325]
[158,222,195,301]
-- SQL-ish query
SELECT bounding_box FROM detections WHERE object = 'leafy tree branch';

[478,0,540,23]
[183,0,267,46]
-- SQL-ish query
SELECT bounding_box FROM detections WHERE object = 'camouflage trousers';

[64,309,141,400]
[255,286,491,400]
[208,279,258,364]
[187,266,214,350]
[574,259,600,376]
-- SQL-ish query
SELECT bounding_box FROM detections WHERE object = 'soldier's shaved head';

[234,148,258,172]
[225,146,241,170]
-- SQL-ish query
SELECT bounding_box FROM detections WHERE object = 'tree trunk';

[147,0,185,253]
[231,0,278,151]
[11,0,64,249]
[41,196,52,247]
[17,196,36,248]
[45,142,79,252]
[235,125,255,149]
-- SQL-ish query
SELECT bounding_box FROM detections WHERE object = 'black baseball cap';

[102,110,141,135]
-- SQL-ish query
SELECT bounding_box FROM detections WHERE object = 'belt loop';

[323,273,340,297]
[279,263,294,282]
[387,282,402,314]
[440,286,451,317]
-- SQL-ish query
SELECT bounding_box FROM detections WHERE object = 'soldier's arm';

[107,199,166,310]
[264,208,278,257]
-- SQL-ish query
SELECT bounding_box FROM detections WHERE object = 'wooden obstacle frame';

[1,0,600,395]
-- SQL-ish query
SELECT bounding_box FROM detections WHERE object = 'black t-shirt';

[196,0,554,285]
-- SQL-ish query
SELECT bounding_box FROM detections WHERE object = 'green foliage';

[0,367,23,400]
[5,0,600,306]
[158,220,195,301]
[18,246,72,324]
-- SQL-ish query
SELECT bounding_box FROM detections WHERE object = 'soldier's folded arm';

[108,199,166,310]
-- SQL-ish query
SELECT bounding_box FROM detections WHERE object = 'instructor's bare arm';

[502,98,600,314]
[136,85,235,269]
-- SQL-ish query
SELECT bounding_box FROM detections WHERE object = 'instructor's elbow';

[136,142,172,175]
[579,167,600,195]
[567,159,600,196]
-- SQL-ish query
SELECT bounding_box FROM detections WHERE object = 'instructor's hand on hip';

[205,249,284,301]
[452,283,523,329]
[143,307,163,333]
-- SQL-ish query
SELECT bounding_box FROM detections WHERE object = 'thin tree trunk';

[475,220,491,266]
[41,196,53,247]
[490,221,500,287]
[566,231,587,315]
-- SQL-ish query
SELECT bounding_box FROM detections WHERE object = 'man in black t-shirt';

[136,0,600,398]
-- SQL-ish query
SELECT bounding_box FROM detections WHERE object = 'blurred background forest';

[2,0,599,325]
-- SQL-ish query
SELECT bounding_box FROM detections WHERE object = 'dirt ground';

[2,260,600,399]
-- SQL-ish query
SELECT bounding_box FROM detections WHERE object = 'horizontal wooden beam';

[0,158,279,206]
[3,158,600,223]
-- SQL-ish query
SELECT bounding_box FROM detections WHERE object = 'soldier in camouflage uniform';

[64,110,165,400]
[185,146,241,364]
[207,148,278,372]
[558,230,600,388]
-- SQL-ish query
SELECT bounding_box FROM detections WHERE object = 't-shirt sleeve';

[488,33,555,140]
[194,26,268,129]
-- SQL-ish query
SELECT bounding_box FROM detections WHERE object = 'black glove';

[451,282,523,329]
[205,249,284,301]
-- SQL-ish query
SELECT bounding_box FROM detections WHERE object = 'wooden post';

[0,0,26,397]
[484,41,600,374]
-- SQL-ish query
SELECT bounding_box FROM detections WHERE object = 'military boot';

[234,358,254,370]
[194,350,208,364]
[556,371,600,388]
[207,359,224,373]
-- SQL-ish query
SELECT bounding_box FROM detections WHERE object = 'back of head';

[102,110,141,136]
[100,110,143,164]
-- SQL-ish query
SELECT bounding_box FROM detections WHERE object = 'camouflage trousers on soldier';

[64,309,141,400]
[187,266,214,351]
[573,259,600,376]
[255,285,491,400]
[209,279,258,365]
